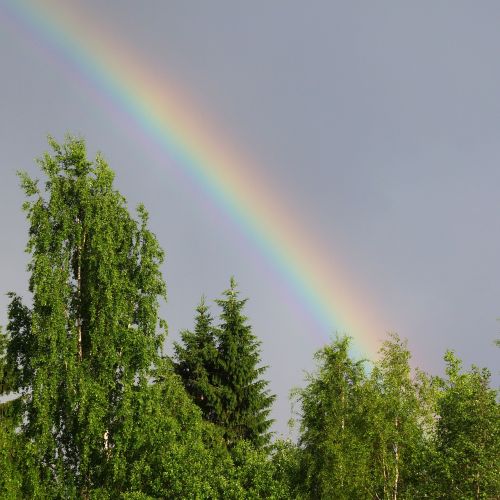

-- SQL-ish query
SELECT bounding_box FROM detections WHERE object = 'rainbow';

[1,0,385,357]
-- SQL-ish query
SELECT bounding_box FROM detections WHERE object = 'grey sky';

[1,1,499,435]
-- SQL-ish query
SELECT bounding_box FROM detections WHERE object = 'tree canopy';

[175,279,275,449]
[0,135,498,499]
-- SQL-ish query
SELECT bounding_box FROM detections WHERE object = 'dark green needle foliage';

[174,284,284,495]
[211,278,275,448]
[174,297,219,421]
[175,278,275,450]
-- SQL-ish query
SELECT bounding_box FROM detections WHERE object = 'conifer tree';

[175,278,275,449]
[212,278,275,448]
[174,297,218,421]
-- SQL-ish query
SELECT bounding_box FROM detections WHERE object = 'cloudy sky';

[1,1,499,434]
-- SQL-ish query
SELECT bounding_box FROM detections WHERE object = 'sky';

[1,0,499,435]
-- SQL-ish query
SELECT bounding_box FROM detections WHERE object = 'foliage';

[430,351,500,499]
[0,294,30,497]
[269,439,300,498]
[1,136,242,498]
[6,136,171,495]
[228,440,290,499]
[212,278,275,448]
[293,336,370,499]
[291,334,499,499]
[101,359,239,498]
[1,135,498,498]
[0,327,24,498]
[364,334,433,499]
[175,278,275,449]
[174,297,219,422]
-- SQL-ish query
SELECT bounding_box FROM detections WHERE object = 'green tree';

[0,326,9,396]
[365,333,431,499]
[105,358,239,499]
[211,278,275,449]
[0,325,16,415]
[175,279,275,449]
[228,440,291,499]
[174,297,219,422]
[270,439,300,499]
[7,136,169,496]
[175,279,276,449]
[0,326,23,498]
[432,351,500,499]
[174,293,288,497]
[3,136,244,498]
[0,401,23,499]
[294,336,370,499]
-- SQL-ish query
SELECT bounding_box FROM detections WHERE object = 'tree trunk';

[393,416,399,500]
[76,222,85,362]
[393,441,399,500]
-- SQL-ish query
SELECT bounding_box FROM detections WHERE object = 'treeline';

[0,137,498,499]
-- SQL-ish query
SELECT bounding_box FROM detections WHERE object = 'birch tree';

[433,351,500,499]
[366,334,428,500]
[294,336,370,499]
[4,136,238,498]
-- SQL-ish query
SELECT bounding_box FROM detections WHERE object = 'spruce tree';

[212,278,275,448]
[176,279,275,449]
[174,297,218,421]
